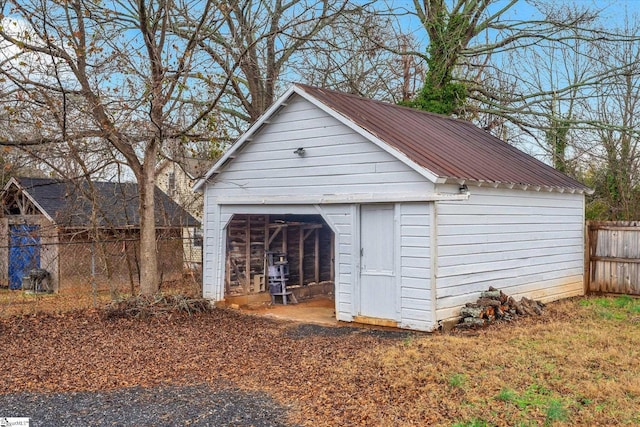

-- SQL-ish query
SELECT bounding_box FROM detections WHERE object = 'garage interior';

[224,214,335,308]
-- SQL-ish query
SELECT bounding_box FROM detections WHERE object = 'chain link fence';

[0,177,203,315]
[0,226,202,313]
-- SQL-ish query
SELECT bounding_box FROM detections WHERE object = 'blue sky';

[389,0,640,45]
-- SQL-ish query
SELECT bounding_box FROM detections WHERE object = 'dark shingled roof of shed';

[295,84,589,191]
[10,177,199,228]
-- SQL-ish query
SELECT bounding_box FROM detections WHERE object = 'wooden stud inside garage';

[225,214,333,297]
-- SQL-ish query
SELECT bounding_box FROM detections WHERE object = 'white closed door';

[359,204,397,320]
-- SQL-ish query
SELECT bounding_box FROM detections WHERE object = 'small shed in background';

[0,177,198,292]
[195,84,591,331]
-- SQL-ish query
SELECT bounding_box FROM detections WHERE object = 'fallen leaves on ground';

[1,295,639,426]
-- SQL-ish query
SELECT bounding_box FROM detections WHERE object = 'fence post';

[584,220,590,295]
[91,240,97,307]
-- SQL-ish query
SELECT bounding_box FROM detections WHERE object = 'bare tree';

[0,0,224,294]
[487,16,601,171]
[296,11,425,103]
[405,0,632,120]
[583,17,640,220]
[183,0,364,135]
[472,5,640,219]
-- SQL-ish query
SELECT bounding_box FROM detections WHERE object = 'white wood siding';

[207,95,433,198]
[202,190,217,299]
[319,204,355,322]
[435,186,585,321]
[398,203,433,330]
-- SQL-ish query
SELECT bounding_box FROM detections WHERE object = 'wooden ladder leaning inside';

[266,252,297,305]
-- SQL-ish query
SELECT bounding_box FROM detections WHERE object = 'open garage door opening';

[224,214,334,308]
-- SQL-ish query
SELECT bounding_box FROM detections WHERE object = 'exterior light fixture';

[459,184,468,193]
[293,147,306,156]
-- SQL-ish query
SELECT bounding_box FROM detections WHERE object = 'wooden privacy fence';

[586,221,640,295]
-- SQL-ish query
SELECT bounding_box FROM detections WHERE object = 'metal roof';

[295,84,590,192]
[4,177,199,228]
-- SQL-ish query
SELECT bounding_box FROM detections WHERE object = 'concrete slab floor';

[241,296,338,326]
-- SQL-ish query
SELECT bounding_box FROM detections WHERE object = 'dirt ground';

[243,295,338,325]
[1,289,639,426]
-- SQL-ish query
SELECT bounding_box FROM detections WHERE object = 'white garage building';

[194,84,590,331]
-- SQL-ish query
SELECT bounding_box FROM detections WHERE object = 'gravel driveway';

[0,383,297,426]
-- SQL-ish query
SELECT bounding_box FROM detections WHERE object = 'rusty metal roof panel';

[296,84,589,191]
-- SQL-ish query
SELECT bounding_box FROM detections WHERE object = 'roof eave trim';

[294,86,442,184]
[445,177,591,195]
[213,192,469,205]
[3,177,56,222]
[192,85,298,192]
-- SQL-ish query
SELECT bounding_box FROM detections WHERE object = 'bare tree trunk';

[139,161,159,295]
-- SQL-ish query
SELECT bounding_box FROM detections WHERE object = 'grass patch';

[545,398,569,424]
[512,384,553,410]
[580,295,640,321]
[449,373,466,388]
[347,296,640,426]
[504,386,571,424]
[614,295,634,308]
[492,374,582,424]
[496,388,518,402]
[453,419,490,427]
